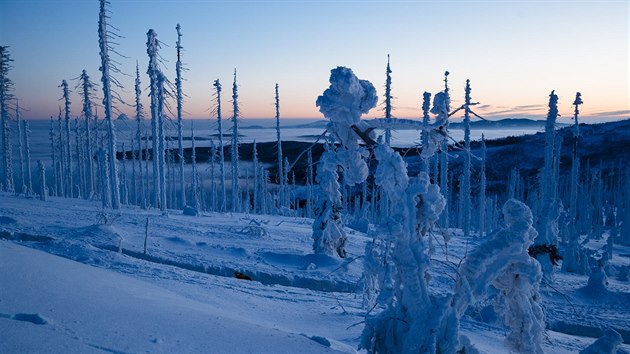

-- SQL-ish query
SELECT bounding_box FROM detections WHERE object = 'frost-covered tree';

[384,55,393,146]
[175,24,186,209]
[190,122,200,212]
[569,92,583,224]
[230,69,240,212]
[461,80,472,237]
[563,93,590,274]
[533,90,563,280]
[360,144,447,353]
[479,134,487,236]
[213,79,227,212]
[16,100,25,193]
[119,142,128,205]
[454,199,545,354]
[60,80,73,197]
[37,160,46,201]
[312,138,345,257]
[274,83,285,208]
[252,140,259,213]
[312,67,377,258]
[306,148,314,218]
[57,109,66,197]
[78,70,97,199]
[49,116,58,196]
[146,29,168,211]
[156,72,167,211]
[438,71,451,228]
[133,62,146,208]
[98,0,121,209]
[20,118,33,195]
[420,92,431,174]
[74,118,84,199]
[209,138,217,211]
[0,46,14,193]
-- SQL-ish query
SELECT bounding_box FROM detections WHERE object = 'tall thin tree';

[384,55,393,146]
[0,46,14,192]
[134,62,146,208]
[98,0,121,208]
[275,83,285,208]
[60,80,73,197]
[49,116,58,196]
[462,79,472,238]
[175,24,186,208]
[79,70,97,199]
[230,70,240,212]
[213,79,226,212]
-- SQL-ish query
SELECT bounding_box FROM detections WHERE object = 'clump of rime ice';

[421,91,450,159]
[455,199,545,354]
[316,66,377,185]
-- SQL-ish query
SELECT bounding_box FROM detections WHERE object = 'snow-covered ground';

[1,193,629,353]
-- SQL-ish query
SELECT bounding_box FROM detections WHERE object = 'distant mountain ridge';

[241,118,567,130]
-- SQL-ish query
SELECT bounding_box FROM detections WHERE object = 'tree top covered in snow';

[316,66,377,126]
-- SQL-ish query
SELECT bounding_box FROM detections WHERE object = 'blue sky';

[1,0,628,122]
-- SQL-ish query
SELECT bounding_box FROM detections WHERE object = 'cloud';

[590,109,630,117]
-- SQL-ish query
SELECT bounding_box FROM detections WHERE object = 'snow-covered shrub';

[360,142,449,354]
[455,199,545,354]
[579,328,622,354]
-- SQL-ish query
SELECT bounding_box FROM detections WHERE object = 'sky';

[0,0,628,122]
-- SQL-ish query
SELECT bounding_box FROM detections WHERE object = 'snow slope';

[1,193,629,353]
[0,242,345,354]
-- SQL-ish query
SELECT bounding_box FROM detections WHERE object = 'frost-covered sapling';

[454,199,545,354]
[360,143,447,353]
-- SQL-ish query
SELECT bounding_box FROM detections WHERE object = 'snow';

[1,193,630,353]
[0,242,345,354]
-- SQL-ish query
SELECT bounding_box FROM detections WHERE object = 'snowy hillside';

[1,193,629,353]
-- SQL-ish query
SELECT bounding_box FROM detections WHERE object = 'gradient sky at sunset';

[1,0,628,122]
